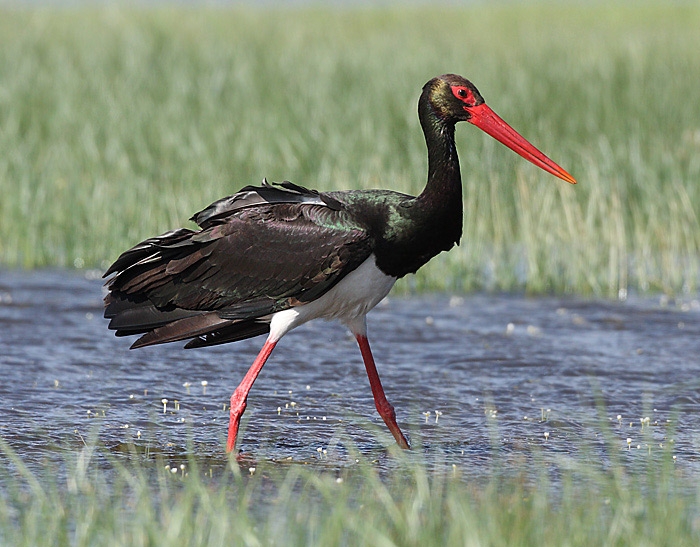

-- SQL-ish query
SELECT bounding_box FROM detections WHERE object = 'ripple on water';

[0,270,699,477]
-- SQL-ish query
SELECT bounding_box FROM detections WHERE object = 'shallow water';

[1,270,699,477]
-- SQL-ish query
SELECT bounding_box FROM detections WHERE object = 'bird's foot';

[376,401,410,449]
[387,423,410,449]
[226,397,247,453]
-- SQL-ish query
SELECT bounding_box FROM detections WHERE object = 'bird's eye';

[450,85,473,104]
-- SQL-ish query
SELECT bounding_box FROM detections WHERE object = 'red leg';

[355,334,410,449]
[227,339,277,453]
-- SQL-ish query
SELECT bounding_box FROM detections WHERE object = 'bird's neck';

[415,97,463,230]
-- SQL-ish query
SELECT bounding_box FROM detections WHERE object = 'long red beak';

[467,103,576,184]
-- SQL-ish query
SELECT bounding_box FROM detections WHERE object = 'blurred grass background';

[0,4,699,296]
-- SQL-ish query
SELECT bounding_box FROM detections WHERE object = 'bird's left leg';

[354,332,410,449]
[227,339,277,453]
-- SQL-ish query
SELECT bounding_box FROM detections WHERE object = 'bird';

[104,74,576,454]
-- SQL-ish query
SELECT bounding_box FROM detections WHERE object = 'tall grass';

[1,431,698,546]
[0,4,699,296]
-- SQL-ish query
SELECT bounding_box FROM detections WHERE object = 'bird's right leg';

[355,333,410,449]
[227,339,277,453]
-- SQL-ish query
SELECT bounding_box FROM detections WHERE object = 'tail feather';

[184,321,271,349]
[130,312,234,349]
[105,295,201,335]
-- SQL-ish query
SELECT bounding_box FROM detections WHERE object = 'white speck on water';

[449,296,464,307]
[527,325,541,336]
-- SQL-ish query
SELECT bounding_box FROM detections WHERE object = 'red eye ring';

[451,85,474,105]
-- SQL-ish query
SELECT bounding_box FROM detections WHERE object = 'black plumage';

[105,180,373,348]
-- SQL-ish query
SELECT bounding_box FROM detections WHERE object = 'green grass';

[1,430,698,546]
[1,4,699,296]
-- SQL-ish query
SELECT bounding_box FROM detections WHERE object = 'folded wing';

[104,181,372,349]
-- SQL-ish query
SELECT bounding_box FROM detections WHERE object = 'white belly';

[268,255,396,341]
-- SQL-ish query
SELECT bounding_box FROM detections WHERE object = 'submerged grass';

[0,4,699,295]
[1,431,699,546]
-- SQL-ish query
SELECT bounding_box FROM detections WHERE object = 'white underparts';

[268,254,396,342]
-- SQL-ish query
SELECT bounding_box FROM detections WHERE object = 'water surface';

[1,270,699,477]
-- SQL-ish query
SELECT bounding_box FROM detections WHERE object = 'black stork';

[104,74,576,453]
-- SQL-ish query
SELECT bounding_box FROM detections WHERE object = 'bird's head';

[423,74,576,184]
[423,74,486,123]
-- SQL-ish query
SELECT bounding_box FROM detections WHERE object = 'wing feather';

[104,181,371,347]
